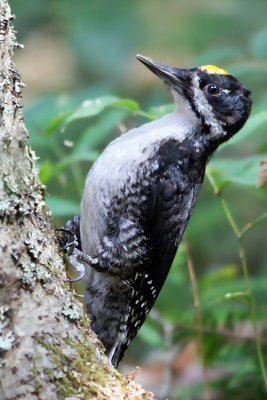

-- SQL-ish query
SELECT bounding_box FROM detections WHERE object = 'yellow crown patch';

[199,65,230,75]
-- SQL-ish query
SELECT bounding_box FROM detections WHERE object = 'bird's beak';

[136,54,188,87]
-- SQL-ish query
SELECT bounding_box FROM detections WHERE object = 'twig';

[240,212,267,239]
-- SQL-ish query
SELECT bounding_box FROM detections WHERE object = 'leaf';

[46,197,80,217]
[219,111,267,150]
[45,110,73,136]
[208,155,267,191]
[61,96,140,131]
[39,160,54,184]
[209,291,252,306]
[113,98,140,111]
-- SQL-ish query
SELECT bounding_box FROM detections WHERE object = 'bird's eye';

[206,84,220,95]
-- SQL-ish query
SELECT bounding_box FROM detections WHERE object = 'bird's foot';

[56,228,86,282]
[56,228,79,254]
[56,228,101,282]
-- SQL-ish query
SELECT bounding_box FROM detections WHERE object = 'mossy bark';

[0,1,154,399]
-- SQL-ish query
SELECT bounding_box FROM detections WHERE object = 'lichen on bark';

[0,1,155,399]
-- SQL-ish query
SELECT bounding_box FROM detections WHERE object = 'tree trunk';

[0,1,154,398]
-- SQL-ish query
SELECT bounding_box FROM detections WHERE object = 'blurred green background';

[12,0,267,398]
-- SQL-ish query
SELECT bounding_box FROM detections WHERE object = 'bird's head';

[137,54,252,147]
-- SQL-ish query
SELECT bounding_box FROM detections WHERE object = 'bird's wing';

[112,163,200,366]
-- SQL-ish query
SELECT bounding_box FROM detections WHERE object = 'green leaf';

[219,111,267,150]
[113,98,140,111]
[46,197,80,217]
[209,291,252,306]
[208,155,266,191]
[61,96,140,131]
[39,160,54,184]
[45,110,73,136]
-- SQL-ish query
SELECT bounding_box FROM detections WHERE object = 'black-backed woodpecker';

[59,55,252,367]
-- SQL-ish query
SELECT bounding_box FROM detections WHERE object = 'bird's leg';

[57,228,108,282]
[57,214,148,281]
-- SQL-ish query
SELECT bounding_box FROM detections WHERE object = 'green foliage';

[13,1,267,398]
[209,156,264,191]
[59,96,140,133]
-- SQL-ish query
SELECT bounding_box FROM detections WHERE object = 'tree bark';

[0,1,154,399]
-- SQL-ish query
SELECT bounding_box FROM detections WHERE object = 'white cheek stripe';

[192,74,226,137]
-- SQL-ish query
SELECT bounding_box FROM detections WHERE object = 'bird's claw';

[56,228,79,253]
[67,271,85,283]
[67,251,86,282]
[56,228,101,281]
[56,228,85,282]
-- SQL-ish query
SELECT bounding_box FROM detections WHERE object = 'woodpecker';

[59,55,252,367]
